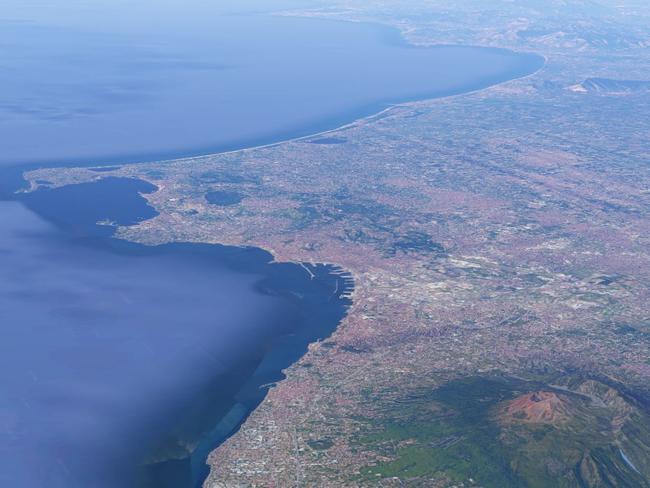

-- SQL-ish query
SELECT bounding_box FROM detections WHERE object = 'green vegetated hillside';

[357,375,650,487]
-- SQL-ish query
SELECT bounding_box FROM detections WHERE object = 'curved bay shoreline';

[0,15,544,488]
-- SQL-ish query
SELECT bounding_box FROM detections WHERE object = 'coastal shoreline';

[1,16,544,488]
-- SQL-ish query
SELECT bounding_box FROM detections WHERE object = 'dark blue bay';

[0,177,352,488]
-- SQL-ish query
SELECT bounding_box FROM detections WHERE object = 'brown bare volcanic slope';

[501,391,570,425]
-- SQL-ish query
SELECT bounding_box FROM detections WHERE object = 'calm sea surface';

[0,2,543,487]
[1,178,352,488]
[0,6,542,166]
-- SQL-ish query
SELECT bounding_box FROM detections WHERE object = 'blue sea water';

[0,2,543,487]
[1,178,352,488]
[0,3,542,166]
